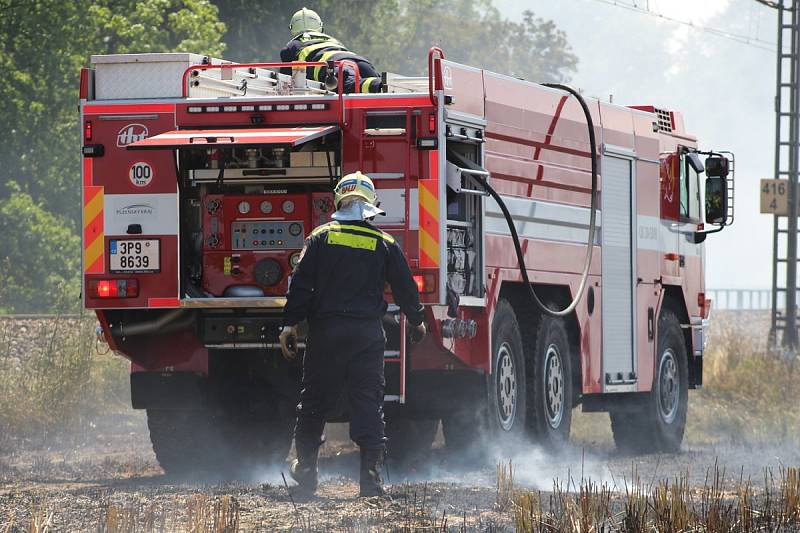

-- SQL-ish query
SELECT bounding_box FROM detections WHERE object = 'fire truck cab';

[80,50,733,473]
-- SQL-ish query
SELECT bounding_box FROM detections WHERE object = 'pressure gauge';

[289,252,301,269]
[288,222,303,236]
[260,200,272,214]
[254,258,283,287]
[237,201,251,215]
[282,200,295,214]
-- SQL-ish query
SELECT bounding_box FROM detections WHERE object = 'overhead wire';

[587,0,777,51]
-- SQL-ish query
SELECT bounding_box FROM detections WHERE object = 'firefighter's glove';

[279,325,298,361]
[410,321,427,343]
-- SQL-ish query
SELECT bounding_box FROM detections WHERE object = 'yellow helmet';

[289,7,323,35]
[334,171,378,208]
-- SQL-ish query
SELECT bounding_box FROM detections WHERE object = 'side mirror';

[687,152,704,174]
[705,177,728,225]
[705,155,729,177]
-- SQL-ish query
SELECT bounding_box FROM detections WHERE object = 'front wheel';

[611,307,688,454]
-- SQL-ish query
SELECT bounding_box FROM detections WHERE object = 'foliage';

[0,0,226,312]
[0,190,81,313]
[215,0,577,83]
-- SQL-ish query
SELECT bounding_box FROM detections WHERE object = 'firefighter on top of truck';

[280,7,383,94]
[279,172,426,497]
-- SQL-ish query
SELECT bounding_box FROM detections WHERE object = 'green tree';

[0,189,80,313]
[214,0,576,83]
[0,0,227,312]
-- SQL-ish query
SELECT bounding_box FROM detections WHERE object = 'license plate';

[109,239,160,273]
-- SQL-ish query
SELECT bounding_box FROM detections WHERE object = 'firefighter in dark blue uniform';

[279,172,426,497]
[279,7,383,93]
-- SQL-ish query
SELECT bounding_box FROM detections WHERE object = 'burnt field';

[1,312,800,532]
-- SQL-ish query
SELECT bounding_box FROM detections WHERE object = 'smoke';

[488,443,616,491]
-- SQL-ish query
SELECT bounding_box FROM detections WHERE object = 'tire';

[219,406,295,472]
[441,409,482,460]
[486,299,528,443]
[147,404,295,477]
[146,408,224,476]
[385,418,438,466]
[527,314,573,447]
[611,307,688,454]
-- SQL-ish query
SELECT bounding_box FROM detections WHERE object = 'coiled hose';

[448,84,598,317]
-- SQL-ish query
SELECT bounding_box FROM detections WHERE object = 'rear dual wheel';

[528,313,573,447]
[442,299,574,455]
[385,417,438,466]
[147,401,295,477]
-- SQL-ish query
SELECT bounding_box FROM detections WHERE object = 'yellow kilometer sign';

[760,179,794,215]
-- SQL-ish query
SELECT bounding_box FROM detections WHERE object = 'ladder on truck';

[187,63,431,98]
[187,63,327,98]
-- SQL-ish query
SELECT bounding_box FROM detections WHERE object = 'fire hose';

[447,84,598,317]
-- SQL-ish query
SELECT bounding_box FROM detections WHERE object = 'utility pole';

[767,0,800,353]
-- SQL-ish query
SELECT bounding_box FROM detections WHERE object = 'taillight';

[698,292,711,318]
[84,120,92,142]
[428,114,436,133]
[90,279,139,298]
[412,273,437,294]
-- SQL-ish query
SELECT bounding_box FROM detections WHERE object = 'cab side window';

[679,156,689,218]
[679,153,701,221]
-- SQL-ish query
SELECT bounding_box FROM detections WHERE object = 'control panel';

[201,192,334,297]
[232,220,305,250]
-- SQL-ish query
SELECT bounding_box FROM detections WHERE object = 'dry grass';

[510,465,800,532]
[98,495,240,533]
[688,311,800,445]
[0,317,130,449]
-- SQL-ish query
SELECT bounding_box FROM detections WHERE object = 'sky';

[495,0,776,289]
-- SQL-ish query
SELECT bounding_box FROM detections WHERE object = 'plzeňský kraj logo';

[116,203,154,216]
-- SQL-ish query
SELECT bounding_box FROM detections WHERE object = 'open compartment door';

[127,125,339,149]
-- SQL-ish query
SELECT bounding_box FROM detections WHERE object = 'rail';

[427,47,445,107]
[706,288,773,310]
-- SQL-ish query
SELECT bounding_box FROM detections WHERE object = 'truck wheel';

[486,299,528,443]
[221,409,295,471]
[146,409,223,476]
[441,409,484,462]
[385,418,438,466]
[527,314,573,447]
[610,308,688,454]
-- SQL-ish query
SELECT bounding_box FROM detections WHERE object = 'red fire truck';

[80,50,733,473]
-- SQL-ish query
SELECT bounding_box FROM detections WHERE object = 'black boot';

[290,440,320,494]
[359,447,386,497]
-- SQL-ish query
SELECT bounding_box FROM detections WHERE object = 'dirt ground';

[1,311,799,531]
[2,418,799,531]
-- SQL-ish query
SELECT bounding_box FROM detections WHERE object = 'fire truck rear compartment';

[177,131,340,305]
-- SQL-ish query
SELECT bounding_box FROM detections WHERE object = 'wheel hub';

[544,344,565,428]
[658,348,679,423]
[496,343,517,430]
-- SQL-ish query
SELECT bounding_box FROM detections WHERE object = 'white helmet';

[289,7,323,35]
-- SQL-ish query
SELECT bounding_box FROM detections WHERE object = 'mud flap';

[130,371,206,409]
